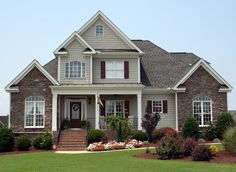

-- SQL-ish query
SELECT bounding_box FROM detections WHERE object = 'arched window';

[192,96,212,126]
[96,24,104,36]
[25,96,45,127]
[65,61,85,78]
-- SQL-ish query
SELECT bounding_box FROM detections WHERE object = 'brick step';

[60,136,87,139]
[60,135,87,138]
[57,147,87,151]
[58,145,86,148]
[59,141,87,145]
[60,138,86,141]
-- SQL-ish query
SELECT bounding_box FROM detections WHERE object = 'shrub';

[204,123,217,141]
[182,117,199,139]
[216,112,234,139]
[157,136,184,160]
[198,138,206,143]
[108,116,131,142]
[209,145,219,156]
[80,120,90,129]
[192,145,212,161]
[223,126,236,155]
[213,138,221,143]
[15,135,31,151]
[132,131,148,141]
[88,129,106,144]
[142,112,161,141]
[61,119,71,130]
[152,127,177,142]
[0,127,15,152]
[33,132,52,150]
[182,138,198,156]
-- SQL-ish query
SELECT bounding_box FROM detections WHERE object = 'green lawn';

[0,149,236,172]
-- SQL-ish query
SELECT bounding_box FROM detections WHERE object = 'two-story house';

[5,11,232,145]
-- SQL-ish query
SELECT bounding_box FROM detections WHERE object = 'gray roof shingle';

[0,116,8,126]
[43,58,58,80]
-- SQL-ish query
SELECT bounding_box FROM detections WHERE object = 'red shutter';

[101,61,105,79]
[163,100,168,113]
[124,100,129,118]
[124,61,129,79]
[146,100,152,113]
[100,100,106,116]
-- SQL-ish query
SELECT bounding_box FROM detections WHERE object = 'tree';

[142,112,161,141]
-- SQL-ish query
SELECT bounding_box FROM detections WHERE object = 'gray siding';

[93,57,139,83]
[81,19,130,49]
[60,39,91,84]
[142,94,176,129]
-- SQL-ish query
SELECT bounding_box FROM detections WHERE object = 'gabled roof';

[173,58,233,91]
[54,32,96,55]
[77,11,144,54]
[5,60,59,92]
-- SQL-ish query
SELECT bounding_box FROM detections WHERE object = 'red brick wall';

[177,66,227,129]
[10,67,53,133]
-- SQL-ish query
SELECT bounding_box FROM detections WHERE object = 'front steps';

[57,130,87,151]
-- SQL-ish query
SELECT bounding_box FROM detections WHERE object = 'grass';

[0,148,236,172]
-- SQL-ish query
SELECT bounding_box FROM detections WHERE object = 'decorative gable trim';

[5,60,59,92]
[54,32,96,55]
[173,59,233,92]
[77,11,144,54]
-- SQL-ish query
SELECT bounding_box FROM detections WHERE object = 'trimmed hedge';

[88,129,106,144]
[132,131,148,141]
[0,127,15,152]
[152,127,177,142]
[16,135,31,151]
[32,132,52,150]
[216,112,234,139]
[182,117,199,140]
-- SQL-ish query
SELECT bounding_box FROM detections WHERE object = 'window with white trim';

[106,61,124,79]
[65,61,86,78]
[193,96,212,126]
[96,25,104,36]
[25,96,45,127]
[152,101,162,113]
[106,100,124,117]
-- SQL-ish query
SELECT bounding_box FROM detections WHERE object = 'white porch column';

[52,94,58,131]
[137,93,142,130]
[95,93,100,129]
[175,92,179,131]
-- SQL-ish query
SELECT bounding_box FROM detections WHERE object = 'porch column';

[52,93,58,131]
[137,93,142,130]
[175,92,179,131]
[95,93,100,129]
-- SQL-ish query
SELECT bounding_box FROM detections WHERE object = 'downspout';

[175,92,179,131]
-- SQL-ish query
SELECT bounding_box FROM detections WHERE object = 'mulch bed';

[134,151,236,164]
[0,149,47,156]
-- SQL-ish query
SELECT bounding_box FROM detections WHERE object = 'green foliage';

[192,145,212,161]
[157,136,184,160]
[32,132,52,150]
[182,138,198,156]
[80,120,90,129]
[132,131,148,141]
[204,123,217,141]
[0,126,15,152]
[108,116,131,142]
[88,129,106,144]
[216,112,234,139]
[223,126,236,155]
[182,117,199,139]
[152,127,177,142]
[15,135,31,151]
[61,119,71,130]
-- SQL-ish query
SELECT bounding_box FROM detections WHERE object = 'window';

[96,25,104,36]
[106,61,124,79]
[65,61,86,78]
[25,96,45,128]
[152,101,162,113]
[193,96,212,126]
[106,100,124,117]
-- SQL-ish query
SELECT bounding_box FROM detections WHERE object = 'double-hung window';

[65,61,85,78]
[152,100,163,113]
[106,61,124,79]
[106,100,124,117]
[96,25,104,36]
[25,96,45,128]
[193,96,212,126]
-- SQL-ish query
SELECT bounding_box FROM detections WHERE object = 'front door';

[70,102,81,128]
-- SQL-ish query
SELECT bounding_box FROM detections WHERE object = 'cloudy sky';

[0,0,235,115]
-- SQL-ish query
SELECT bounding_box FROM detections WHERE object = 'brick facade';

[10,67,53,133]
[177,66,227,129]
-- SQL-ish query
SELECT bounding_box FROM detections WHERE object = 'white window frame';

[24,96,45,128]
[192,96,213,127]
[105,100,125,117]
[96,24,104,37]
[65,60,86,78]
[152,100,163,113]
[105,60,124,79]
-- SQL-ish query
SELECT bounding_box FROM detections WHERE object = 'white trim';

[175,92,178,131]
[137,93,142,130]
[219,88,232,92]
[52,94,58,131]
[95,24,104,37]
[95,93,100,129]
[138,57,140,83]
[5,60,59,92]
[54,32,96,54]
[105,100,125,117]
[77,11,144,54]
[151,100,163,113]
[64,60,86,78]
[8,93,11,128]
[90,55,93,84]
[173,59,233,90]
[57,56,61,82]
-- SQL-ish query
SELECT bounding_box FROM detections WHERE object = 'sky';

[0,0,236,115]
